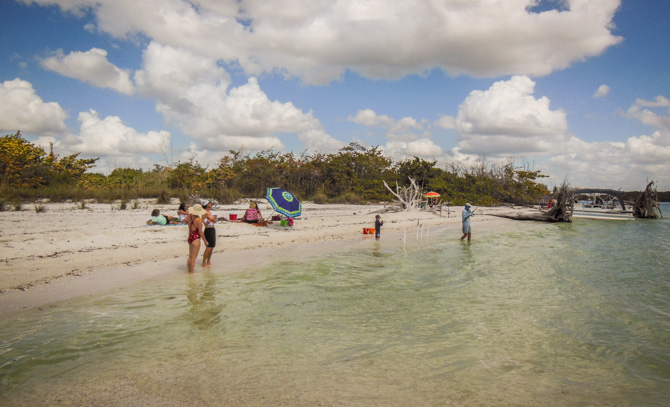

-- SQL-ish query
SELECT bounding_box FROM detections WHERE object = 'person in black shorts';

[201,201,226,267]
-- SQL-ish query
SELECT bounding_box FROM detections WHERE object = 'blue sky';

[1,0,668,190]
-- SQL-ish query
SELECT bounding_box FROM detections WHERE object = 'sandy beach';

[0,199,523,315]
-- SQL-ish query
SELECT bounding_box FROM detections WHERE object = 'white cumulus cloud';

[593,84,610,98]
[633,95,670,108]
[66,109,171,156]
[622,96,670,164]
[349,109,424,137]
[540,96,670,188]
[40,48,135,94]
[134,42,342,153]
[348,108,444,160]
[25,0,623,85]
[0,78,68,135]
[454,75,569,156]
[434,115,456,130]
[625,98,670,141]
[383,139,444,162]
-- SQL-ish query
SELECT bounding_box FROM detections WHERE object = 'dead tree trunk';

[633,181,662,219]
[383,177,421,212]
[545,182,574,222]
[490,182,574,222]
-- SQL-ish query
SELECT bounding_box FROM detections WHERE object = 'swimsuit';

[244,208,259,223]
[203,214,217,247]
[188,218,200,244]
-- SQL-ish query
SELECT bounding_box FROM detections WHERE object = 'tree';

[325,143,393,200]
[395,157,442,191]
[0,131,99,189]
[0,131,48,187]
[167,159,207,192]
[383,177,422,211]
[78,172,108,190]
[108,168,145,190]
[46,152,98,184]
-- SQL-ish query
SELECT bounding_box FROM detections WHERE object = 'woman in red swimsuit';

[186,204,208,274]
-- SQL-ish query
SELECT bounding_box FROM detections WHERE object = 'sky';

[1,0,668,190]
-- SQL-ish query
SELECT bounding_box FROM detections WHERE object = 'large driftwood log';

[490,182,574,222]
[633,181,662,219]
[383,177,421,211]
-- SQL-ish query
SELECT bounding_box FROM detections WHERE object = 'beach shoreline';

[0,200,525,315]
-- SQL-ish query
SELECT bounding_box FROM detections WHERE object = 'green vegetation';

[1,131,551,206]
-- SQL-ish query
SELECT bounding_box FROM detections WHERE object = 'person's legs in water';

[202,228,216,266]
[460,223,471,242]
[187,239,201,273]
[202,247,212,266]
[202,247,214,267]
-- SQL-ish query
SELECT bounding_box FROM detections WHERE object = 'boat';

[572,189,635,221]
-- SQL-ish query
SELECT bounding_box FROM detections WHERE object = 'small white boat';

[572,190,635,221]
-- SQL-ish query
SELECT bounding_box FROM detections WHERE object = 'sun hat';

[465,203,471,208]
[188,204,207,216]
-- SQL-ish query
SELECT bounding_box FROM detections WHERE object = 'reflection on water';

[1,211,670,406]
[185,272,224,330]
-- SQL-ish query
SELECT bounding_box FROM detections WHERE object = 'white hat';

[188,204,207,216]
[465,203,471,208]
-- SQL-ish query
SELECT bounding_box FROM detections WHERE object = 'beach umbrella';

[424,192,441,198]
[266,187,302,218]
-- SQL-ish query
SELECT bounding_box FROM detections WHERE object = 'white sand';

[0,200,522,315]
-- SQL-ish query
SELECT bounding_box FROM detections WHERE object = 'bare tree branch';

[383,177,421,212]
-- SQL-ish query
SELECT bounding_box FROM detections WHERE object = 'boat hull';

[572,206,635,221]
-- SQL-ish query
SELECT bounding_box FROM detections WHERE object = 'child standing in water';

[375,215,384,240]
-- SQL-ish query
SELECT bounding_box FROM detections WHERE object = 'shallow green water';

[1,207,669,406]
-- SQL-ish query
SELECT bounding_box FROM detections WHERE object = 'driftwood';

[383,177,421,211]
[490,182,574,222]
[633,181,662,219]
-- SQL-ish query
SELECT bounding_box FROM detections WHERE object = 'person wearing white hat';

[186,204,208,273]
[460,203,474,242]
